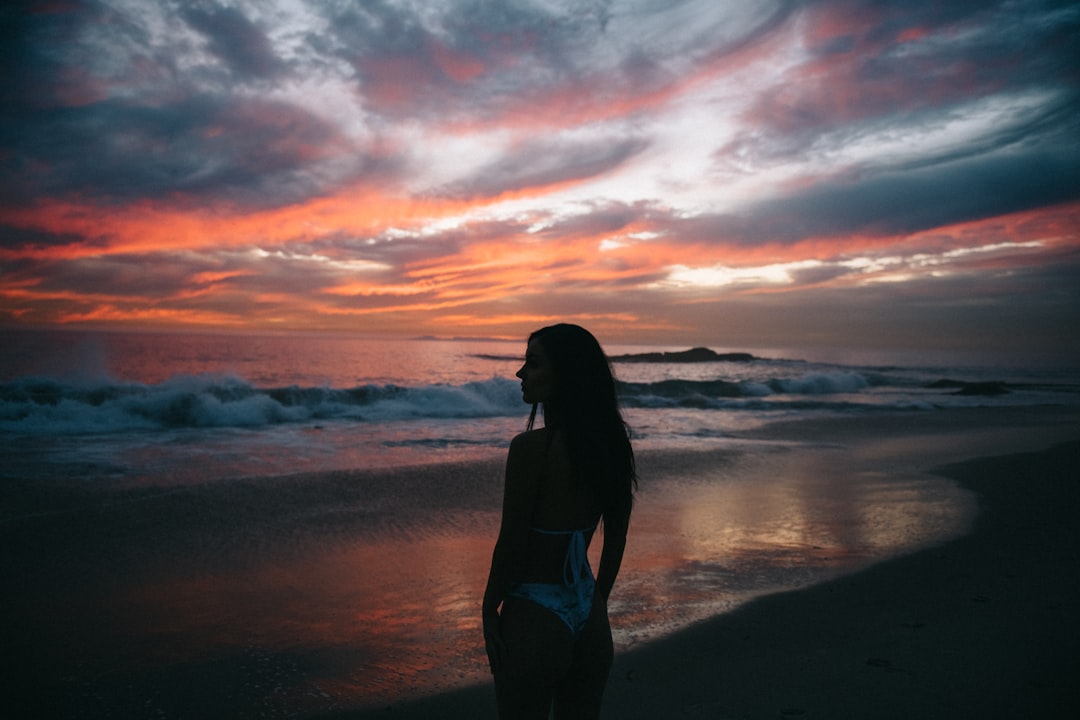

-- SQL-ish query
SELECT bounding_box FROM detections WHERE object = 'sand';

[3,406,1078,719]
[341,408,1080,719]
[600,439,1080,719]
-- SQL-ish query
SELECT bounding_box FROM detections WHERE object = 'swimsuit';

[507,526,596,636]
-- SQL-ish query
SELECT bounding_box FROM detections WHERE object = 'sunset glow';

[2,0,1077,355]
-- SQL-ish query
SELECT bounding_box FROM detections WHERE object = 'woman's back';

[515,428,602,585]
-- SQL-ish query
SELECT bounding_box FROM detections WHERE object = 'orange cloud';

[189,270,256,285]
[55,305,249,327]
[3,186,1076,335]
[0,187,479,261]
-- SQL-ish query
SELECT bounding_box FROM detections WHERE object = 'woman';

[483,324,636,719]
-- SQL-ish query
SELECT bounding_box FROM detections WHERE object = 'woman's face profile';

[516,339,554,405]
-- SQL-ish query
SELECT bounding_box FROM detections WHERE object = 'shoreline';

[599,438,1080,719]
[4,406,1077,718]
[339,408,1079,719]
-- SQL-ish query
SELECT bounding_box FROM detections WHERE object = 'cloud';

[1,0,1077,356]
[320,0,788,124]
[738,0,1080,153]
[181,5,286,80]
[741,140,1080,241]
[0,1,101,111]
[440,135,650,200]
[0,2,396,209]
[7,96,362,206]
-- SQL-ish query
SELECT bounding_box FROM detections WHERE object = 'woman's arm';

[482,431,542,672]
[594,510,629,603]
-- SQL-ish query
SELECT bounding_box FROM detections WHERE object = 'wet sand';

[601,438,1080,719]
[3,406,1078,718]
[342,407,1080,719]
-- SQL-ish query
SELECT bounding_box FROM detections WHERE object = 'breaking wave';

[0,374,522,435]
[0,368,980,436]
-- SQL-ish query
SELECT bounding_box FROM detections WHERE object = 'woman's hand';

[483,610,505,675]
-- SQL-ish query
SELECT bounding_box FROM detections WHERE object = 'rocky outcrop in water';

[611,347,757,363]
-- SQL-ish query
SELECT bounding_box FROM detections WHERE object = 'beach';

[603,416,1080,719]
[342,406,1080,719]
[3,405,1078,719]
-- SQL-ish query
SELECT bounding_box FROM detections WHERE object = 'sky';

[1,0,1079,359]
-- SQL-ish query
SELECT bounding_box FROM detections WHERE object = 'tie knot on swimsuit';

[508,525,597,636]
[533,525,593,586]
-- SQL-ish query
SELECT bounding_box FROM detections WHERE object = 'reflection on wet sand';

[97,533,497,711]
[6,429,993,716]
[609,441,976,646]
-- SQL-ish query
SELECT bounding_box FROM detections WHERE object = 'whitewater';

[1,329,1077,488]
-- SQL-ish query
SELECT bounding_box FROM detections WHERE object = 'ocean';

[2,328,1078,716]
[3,329,1076,486]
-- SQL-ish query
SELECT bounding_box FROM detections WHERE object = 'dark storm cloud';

[0,225,102,253]
[0,1,96,110]
[746,134,1080,242]
[740,0,1080,157]
[657,131,1080,248]
[181,4,285,79]
[0,2,395,209]
[0,93,357,207]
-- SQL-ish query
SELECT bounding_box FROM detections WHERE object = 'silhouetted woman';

[483,324,636,719]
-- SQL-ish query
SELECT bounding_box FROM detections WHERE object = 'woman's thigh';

[554,611,613,720]
[496,597,575,719]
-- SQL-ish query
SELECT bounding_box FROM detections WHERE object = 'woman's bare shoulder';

[509,427,549,454]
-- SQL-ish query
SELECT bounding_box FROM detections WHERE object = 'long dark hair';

[525,324,636,520]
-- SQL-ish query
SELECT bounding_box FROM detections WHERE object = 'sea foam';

[0,374,527,435]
